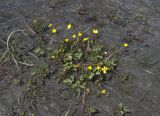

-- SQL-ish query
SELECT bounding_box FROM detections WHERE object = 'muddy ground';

[0,0,160,116]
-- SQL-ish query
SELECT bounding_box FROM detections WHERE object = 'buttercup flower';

[96,65,101,70]
[93,29,98,34]
[87,65,92,71]
[72,34,77,38]
[101,89,107,95]
[78,32,83,37]
[52,28,57,33]
[48,23,52,28]
[51,55,55,59]
[65,38,69,43]
[83,37,89,42]
[67,24,72,29]
[101,66,108,74]
[123,43,128,47]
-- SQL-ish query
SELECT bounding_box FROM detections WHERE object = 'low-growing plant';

[117,103,130,116]
[86,105,98,115]
[47,23,128,96]
[34,47,45,56]
[30,19,47,34]
[32,64,49,77]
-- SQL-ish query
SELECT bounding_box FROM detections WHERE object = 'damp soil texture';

[0,0,160,116]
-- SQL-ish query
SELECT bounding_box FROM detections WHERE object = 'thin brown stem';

[24,19,37,35]
[80,90,86,116]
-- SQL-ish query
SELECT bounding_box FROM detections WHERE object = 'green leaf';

[70,75,75,80]
[73,49,82,60]
[95,71,101,75]
[63,79,73,85]
[80,75,84,81]
[88,73,94,80]
[71,83,78,88]
[80,83,86,89]
[92,43,103,52]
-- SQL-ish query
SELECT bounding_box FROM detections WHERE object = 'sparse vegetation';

[1,0,159,115]
[46,22,129,97]
[117,103,130,116]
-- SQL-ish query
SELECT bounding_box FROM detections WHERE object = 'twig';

[80,90,86,116]
[0,38,8,63]
[22,54,37,67]
[106,47,123,60]
[114,0,121,16]
[139,80,152,103]
[1,35,35,68]
[1,29,27,75]
[87,40,90,51]
[11,53,20,75]
[134,79,152,113]
[65,103,72,116]
[83,27,90,33]
[18,61,34,66]
[0,29,24,65]
[133,68,159,113]
[0,50,8,63]
[49,38,63,44]
[24,19,37,35]
[6,30,25,51]
[144,69,160,81]
[0,38,6,44]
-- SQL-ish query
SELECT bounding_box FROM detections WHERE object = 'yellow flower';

[67,24,72,29]
[72,34,77,38]
[65,38,69,43]
[48,23,52,28]
[51,55,55,59]
[101,89,107,95]
[96,65,101,70]
[83,37,89,42]
[87,65,92,71]
[123,43,128,47]
[101,66,108,74]
[78,32,83,37]
[52,28,57,33]
[93,29,98,34]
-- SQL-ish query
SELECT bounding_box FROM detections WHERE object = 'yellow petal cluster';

[101,66,108,74]
[67,24,72,29]
[96,65,101,70]
[48,23,52,28]
[65,38,69,43]
[72,34,77,38]
[123,43,128,47]
[101,89,107,95]
[93,29,98,34]
[78,32,83,37]
[52,28,57,33]
[83,37,89,42]
[87,65,92,71]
